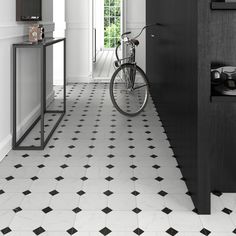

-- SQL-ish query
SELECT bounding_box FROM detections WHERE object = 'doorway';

[92,0,124,81]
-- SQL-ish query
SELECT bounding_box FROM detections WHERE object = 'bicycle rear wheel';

[110,63,149,117]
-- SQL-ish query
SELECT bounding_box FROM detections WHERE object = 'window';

[104,0,121,48]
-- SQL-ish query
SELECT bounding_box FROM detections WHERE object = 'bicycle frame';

[115,40,137,90]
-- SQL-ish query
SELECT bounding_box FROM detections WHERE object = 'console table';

[12,38,66,150]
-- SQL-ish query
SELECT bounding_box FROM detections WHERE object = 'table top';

[13,37,65,47]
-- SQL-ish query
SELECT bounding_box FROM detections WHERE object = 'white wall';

[66,0,146,83]
[53,0,65,84]
[0,0,54,160]
[125,0,146,71]
[93,0,104,52]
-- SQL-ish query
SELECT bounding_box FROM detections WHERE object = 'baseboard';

[0,90,55,162]
[67,76,92,83]
[92,77,111,83]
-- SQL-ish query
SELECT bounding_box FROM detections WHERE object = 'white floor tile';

[106,211,138,231]
[10,211,45,231]
[42,211,75,231]
[74,211,106,231]
[138,211,170,232]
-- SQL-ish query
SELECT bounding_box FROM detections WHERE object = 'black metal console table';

[13,37,66,150]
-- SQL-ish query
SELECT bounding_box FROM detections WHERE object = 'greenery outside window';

[104,0,121,48]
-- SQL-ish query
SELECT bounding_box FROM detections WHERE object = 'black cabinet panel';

[146,0,211,214]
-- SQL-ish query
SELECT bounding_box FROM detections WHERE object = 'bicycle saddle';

[131,39,139,46]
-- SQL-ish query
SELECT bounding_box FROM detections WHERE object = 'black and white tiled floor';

[1,83,236,235]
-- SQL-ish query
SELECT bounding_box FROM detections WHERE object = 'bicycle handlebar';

[115,23,163,65]
[121,31,131,38]
[133,22,163,40]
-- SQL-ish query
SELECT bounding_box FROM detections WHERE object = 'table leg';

[41,47,46,148]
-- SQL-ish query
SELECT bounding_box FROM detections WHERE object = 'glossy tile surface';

[0,83,235,235]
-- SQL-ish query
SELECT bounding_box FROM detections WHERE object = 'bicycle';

[110,23,160,117]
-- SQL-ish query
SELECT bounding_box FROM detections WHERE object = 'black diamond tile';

[72,138,78,141]
[130,165,137,169]
[55,176,64,181]
[150,154,158,158]
[158,190,168,197]
[31,176,39,181]
[68,145,75,149]
[106,165,114,169]
[192,208,199,214]
[166,227,178,236]
[23,190,31,195]
[100,227,112,235]
[108,145,115,149]
[131,191,140,196]
[222,208,233,215]
[89,145,95,149]
[107,154,115,158]
[72,207,82,213]
[42,206,53,214]
[49,145,55,149]
[131,177,138,181]
[104,190,113,196]
[84,164,91,169]
[129,146,135,149]
[67,227,78,235]
[233,228,236,234]
[133,228,144,235]
[77,190,86,196]
[212,190,222,197]
[129,155,136,158]
[133,208,142,214]
[22,154,29,158]
[43,154,50,158]
[87,154,93,158]
[33,227,45,235]
[200,228,211,235]
[105,176,114,182]
[60,164,68,169]
[155,176,164,182]
[148,146,155,149]
[152,165,160,169]
[162,207,172,214]
[1,227,11,235]
[6,176,14,181]
[65,154,72,158]
[49,190,59,196]
[186,191,192,196]
[102,207,112,214]
[0,189,5,195]
[38,164,45,169]
[13,207,22,213]
[81,176,88,181]
[14,164,22,169]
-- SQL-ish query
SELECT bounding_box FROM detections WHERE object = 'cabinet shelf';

[211,95,236,102]
[211,1,236,10]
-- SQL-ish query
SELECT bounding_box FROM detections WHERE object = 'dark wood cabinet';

[146,0,236,214]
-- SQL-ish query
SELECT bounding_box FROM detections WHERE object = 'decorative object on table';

[37,24,45,41]
[211,66,236,95]
[29,24,39,43]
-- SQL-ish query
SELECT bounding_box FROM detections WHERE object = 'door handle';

[151,34,155,38]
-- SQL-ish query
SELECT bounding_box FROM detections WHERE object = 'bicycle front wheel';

[110,64,149,117]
